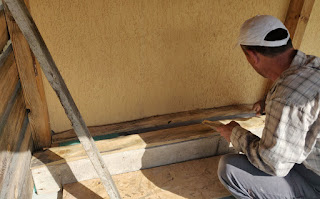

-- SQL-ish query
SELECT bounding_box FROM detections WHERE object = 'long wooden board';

[0,46,19,120]
[0,123,33,199]
[3,0,51,149]
[0,7,9,52]
[0,89,27,191]
[31,115,265,195]
[53,105,255,145]
[63,156,230,199]
[3,0,120,197]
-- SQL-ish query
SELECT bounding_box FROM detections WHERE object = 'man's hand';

[216,121,240,142]
[253,100,265,116]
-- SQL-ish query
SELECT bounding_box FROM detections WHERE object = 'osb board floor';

[63,156,231,199]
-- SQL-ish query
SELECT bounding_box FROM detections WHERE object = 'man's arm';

[218,98,318,176]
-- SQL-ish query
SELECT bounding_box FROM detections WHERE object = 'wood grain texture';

[0,89,27,190]
[63,156,230,199]
[31,116,264,194]
[0,124,34,199]
[33,124,216,167]
[3,0,120,197]
[53,105,255,145]
[284,0,315,49]
[31,124,233,194]
[2,1,51,149]
[0,47,19,119]
[32,135,228,194]
[0,8,8,52]
[35,115,264,167]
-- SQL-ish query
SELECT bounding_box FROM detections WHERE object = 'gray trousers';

[217,154,320,199]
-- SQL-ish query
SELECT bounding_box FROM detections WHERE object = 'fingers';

[253,101,262,116]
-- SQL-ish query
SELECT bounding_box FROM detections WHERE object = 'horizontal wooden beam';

[31,115,265,194]
[63,156,230,199]
[3,1,51,149]
[284,0,315,49]
[53,104,255,145]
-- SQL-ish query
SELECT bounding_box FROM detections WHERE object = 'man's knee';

[217,154,236,182]
[218,154,249,182]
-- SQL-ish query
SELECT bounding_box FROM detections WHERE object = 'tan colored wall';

[28,0,290,132]
[300,0,320,57]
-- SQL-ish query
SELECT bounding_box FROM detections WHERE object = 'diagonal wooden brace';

[2,0,121,198]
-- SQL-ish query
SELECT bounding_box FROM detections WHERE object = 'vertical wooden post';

[3,0,121,198]
[2,0,51,149]
[284,0,315,49]
[0,3,9,51]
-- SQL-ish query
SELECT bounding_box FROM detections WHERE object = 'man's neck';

[266,48,297,81]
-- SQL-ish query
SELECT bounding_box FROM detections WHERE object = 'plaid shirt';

[231,50,320,177]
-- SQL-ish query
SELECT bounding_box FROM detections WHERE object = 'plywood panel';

[63,156,230,199]
[28,0,290,132]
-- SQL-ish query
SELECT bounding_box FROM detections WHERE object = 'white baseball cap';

[237,15,290,47]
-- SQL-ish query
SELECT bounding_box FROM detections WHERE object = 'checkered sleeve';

[231,98,318,177]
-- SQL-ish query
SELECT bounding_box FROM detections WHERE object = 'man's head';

[238,15,294,80]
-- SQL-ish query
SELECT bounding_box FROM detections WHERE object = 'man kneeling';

[216,15,320,199]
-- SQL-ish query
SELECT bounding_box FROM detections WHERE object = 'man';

[216,15,320,198]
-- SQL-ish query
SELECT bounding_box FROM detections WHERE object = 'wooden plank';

[31,125,227,194]
[63,156,230,199]
[34,115,265,168]
[0,88,27,190]
[0,123,33,199]
[0,46,19,119]
[21,167,36,199]
[2,1,51,149]
[3,0,120,198]
[0,7,9,52]
[284,0,315,49]
[31,116,265,194]
[53,104,255,145]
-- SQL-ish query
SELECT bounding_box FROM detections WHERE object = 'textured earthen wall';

[300,0,320,57]
[28,0,290,132]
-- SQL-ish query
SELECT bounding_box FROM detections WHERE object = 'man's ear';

[246,50,260,65]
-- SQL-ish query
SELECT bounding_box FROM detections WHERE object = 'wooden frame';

[2,0,51,149]
[0,43,34,199]
[31,115,265,195]
[284,0,315,49]
[0,3,9,52]
[3,0,120,198]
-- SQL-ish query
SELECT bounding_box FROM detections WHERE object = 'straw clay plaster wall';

[300,0,320,57]
[28,0,290,132]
